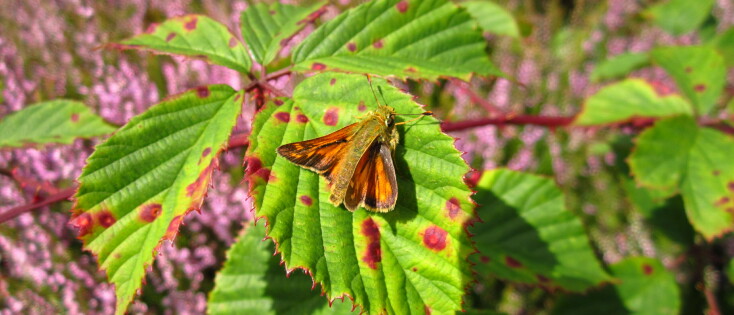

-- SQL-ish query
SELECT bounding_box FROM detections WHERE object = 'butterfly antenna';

[395,111,433,125]
[366,74,382,106]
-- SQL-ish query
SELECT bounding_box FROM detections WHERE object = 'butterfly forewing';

[344,141,398,212]
[276,123,360,182]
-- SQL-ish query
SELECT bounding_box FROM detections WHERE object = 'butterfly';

[276,80,431,212]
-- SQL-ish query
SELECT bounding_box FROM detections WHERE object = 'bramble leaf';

[645,0,714,36]
[470,169,611,291]
[116,15,251,73]
[574,79,692,126]
[71,85,243,314]
[208,222,355,315]
[553,257,680,315]
[590,53,650,82]
[246,72,474,314]
[651,46,726,114]
[0,100,115,148]
[708,27,734,66]
[241,2,326,65]
[292,0,500,80]
[629,116,734,240]
[460,1,520,38]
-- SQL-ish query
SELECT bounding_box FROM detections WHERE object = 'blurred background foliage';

[0,0,732,314]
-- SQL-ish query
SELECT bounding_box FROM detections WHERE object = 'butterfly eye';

[386,115,394,126]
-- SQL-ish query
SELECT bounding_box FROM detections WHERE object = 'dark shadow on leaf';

[551,286,629,315]
[264,241,330,315]
[381,125,419,229]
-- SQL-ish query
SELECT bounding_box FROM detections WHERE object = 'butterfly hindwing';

[344,141,398,212]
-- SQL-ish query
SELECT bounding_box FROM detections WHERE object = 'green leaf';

[727,259,734,285]
[574,79,692,126]
[292,0,500,81]
[651,46,726,114]
[460,1,519,38]
[645,0,714,36]
[71,85,243,314]
[470,169,611,291]
[0,100,115,148]
[708,27,734,67]
[241,2,326,65]
[208,222,355,315]
[629,116,734,240]
[246,72,473,314]
[116,15,251,73]
[552,257,680,315]
[590,53,650,82]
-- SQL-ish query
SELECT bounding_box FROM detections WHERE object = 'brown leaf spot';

[139,204,162,223]
[246,156,272,183]
[422,226,447,251]
[446,197,461,219]
[196,86,210,98]
[311,63,326,71]
[396,0,409,13]
[275,112,290,123]
[361,218,381,269]
[330,78,336,86]
[405,67,416,73]
[412,267,418,272]
[358,101,366,112]
[323,108,339,126]
[300,195,313,206]
[642,264,653,275]
[347,42,357,52]
[296,114,309,123]
[536,274,550,282]
[97,210,116,228]
[424,306,432,315]
[184,17,198,31]
[373,39,383,49]
[480,256,490,263]
[694,84,706,92]
[70,113,79,122]
[269,10,276,15]
[70,213,93,237]
[685,66,692,73]
[715,197,730,207]
[202,147,211,158]
[166,32,177,42]
[186,161,216,209]
[728,182,734,192]
[274,99,284,106]
[713,170,721,176]
[228,37,237,47]
[505,256,523,268]
[164,215,183,240]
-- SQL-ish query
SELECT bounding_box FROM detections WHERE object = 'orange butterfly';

[277,81,430,212]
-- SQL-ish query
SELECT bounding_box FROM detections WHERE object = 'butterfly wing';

[276,123,360,183]
[344,141,398,212]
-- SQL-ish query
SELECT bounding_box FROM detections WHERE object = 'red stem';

[0,187,76,223]
[440,115,575,132]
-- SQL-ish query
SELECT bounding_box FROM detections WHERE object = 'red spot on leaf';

[446,197,461,219]
[186,161,217,208]
[70,113,79,122]
[715,197,730,207]
[228,37,237,47]
[97,210,116,228]
[685,66,692,73]
[464,170,481,187]
[184,17,198,31]
[202,147,211,158]
[70,213,93,237]
[164,215,183,240]
[713,170,721,176]
[361,218,381,269]
[296,114,309,123]
[347,42,357,52]
[480,256,490,263]
[311,63,326,70]
[412,267,418,272]
[728,182,734,192]
[373,39,383,49]
[642,264,653,275]
[140,204,162,222]
[196,86,210,98]
[358,101,366,112]
[269,10,276,15]
[505,256,523,268]
[694,84,706,92]
[423,226,447,251]
[275,112,290,123]
[166,32,177,42]
[537,274,550,283]
[274,99,284,106]
[246,156,272,183]
[323,108,338,126]
[424,305,432,315]
[330,78,336,86]
[396,0,409,13]
[300,195,313,206]
[405,67,416,73]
